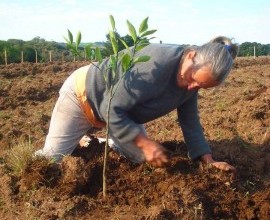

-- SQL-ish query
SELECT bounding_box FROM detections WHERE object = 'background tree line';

[238,42,270,57]
[0,33,135,65]
[0,36,269,65]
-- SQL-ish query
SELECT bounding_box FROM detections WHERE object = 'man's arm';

[177,93,236,173]
[177,93,212,160]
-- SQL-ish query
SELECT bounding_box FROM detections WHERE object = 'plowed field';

[0,57,269,219]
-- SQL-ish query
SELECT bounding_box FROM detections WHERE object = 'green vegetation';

[239,42,270,57]
[0,28,143,65]
[1,36,269,65]
[5,139,47,177]
[0,37,68,64]
[64,30,82,61]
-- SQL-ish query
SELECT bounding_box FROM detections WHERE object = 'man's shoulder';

[141,43,183,60]
[146,43,182,51]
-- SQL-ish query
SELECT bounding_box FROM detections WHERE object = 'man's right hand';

[134,133,169,167]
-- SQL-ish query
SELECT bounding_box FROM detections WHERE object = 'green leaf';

[95,47,103,64]
[103,73,107,83]
[110,32,118,55]
[109,29,116,39]
[133,55,150,64]
[85,44,96,60]
[67,39,79,56]
[76,31,81,49]
[121,53,131,72]
[141,29,157,37]
[63,36,70,44]
[109,15,116,30]
[109,55,117,73]
[85,45,91,58]
[119,38,130,51]
[148,37,156,40]
[127,20,137,43]
[111,37,118,55]
[66,43,72,50]
[103,73,109,90]
[71,46,79,56]
[67,29,73,43]
[139,17,149,34]
[135,42,150,52]
[109,55,117,84]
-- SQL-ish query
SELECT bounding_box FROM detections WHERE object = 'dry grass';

[5,140,36,176]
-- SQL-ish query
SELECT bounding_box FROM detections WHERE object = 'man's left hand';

[200,154,236,173]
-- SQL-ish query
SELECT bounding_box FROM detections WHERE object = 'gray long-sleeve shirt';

[86,44,211,160]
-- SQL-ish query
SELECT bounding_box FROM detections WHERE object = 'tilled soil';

[0,57,269,219]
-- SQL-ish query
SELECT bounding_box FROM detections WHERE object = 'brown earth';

[0,57,269,219]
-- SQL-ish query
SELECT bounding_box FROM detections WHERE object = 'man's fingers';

[143,143,170,168]
[148,154,169,168]
[155,151,169,166]
[212,162,236,173]
[215,162,227,170]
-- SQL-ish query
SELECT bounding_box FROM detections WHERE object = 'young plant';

[102,15,156,198]
[64,30,81,61]
[64,15,156,198]
[64,30,102,63]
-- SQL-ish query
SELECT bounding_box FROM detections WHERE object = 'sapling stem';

[103,87,113,198]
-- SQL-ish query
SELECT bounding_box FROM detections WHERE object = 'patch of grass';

[5,140,36,177]
[0,111,11,120]
[214,130,223,139]
[215,101,228,111]
[0,196,5,208]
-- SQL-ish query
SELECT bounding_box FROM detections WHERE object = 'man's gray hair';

[188,36,239,83]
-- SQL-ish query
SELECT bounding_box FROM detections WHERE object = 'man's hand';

[134,134,169,167]
[141,141,169,167]
[201,154,236,173]
[79,135,91,147]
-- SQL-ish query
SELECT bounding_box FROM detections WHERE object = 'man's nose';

[188,82,200,90]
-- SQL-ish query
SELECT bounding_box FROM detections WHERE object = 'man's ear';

[187,50,196,60]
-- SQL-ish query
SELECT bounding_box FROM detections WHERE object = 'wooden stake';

[49,51,52,62]
[21,51,24,63]
[35,49,38,63]
[4,49,7,66]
